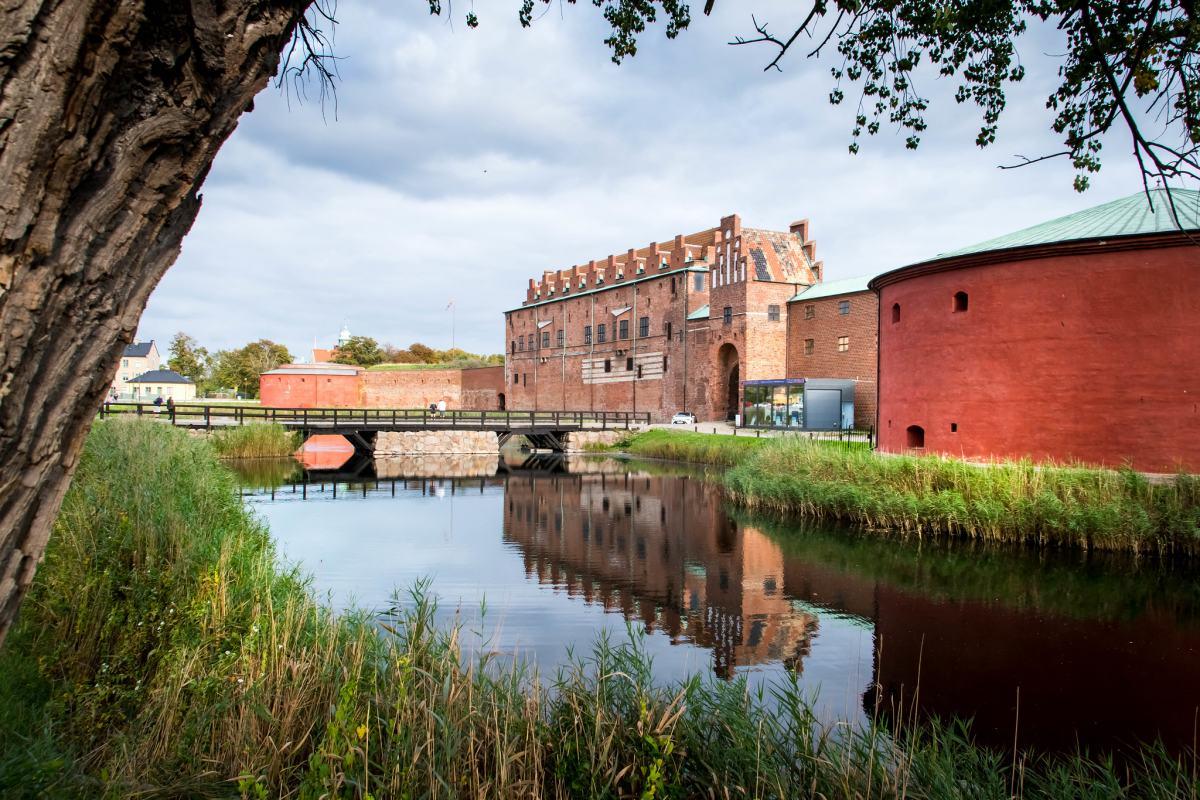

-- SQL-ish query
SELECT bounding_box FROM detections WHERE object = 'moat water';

[233,453,1200,756]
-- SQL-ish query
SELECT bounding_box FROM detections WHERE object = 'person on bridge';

[166,396,175,415]
[437,399,447,416]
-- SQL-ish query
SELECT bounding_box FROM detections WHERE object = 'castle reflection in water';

[503,469,821,679]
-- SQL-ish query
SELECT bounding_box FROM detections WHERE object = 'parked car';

[670,411,696,425]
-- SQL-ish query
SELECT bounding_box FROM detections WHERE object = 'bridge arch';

[716,343,740,422]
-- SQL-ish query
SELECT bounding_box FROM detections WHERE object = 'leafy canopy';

[331,335,385,367]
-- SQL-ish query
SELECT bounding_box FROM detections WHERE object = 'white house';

[112,341,161,399]
[125,369,197,402]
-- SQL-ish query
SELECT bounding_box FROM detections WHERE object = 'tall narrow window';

[522,373,527,386]
[804,304,815,320]
[837,336,850,352]
[892,303,901,324]
[604,359,612,373]
[619,319,630,340]
[665,321,673,340]
[638,316,649,338]
[584,325,592,344]
[670,276,676,294]
[804,338,814,355]
[513,373,518,385]
[723,306,733,325]
[556,329,564,348]
[953,291,969,313]
[636,364,643,378]
[694,273,704,292]
[541,331,549,348]
[662,355,669,371]
[597,324,607,343]
[767,304,781,322]
[518,336,525,352]
[510,340,516,354]
[626,357,634,371]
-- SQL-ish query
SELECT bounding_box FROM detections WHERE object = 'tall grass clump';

[209,422,300,458]
[619,428,768,467]
[2,419,1197,796]
[726,438,1200,555]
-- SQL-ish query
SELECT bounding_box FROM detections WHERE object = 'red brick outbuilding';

[871,189,1200,473]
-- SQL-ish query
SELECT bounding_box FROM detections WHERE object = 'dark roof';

[128,369,192,385]
[123,341,155,357]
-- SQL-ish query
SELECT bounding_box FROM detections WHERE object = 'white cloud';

[141,1,1146,359]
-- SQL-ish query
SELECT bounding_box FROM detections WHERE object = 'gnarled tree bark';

[0,1,314,646]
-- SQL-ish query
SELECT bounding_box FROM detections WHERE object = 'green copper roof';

[935,188,1200,260]
[787,274,875,303]
[686,304,710,321]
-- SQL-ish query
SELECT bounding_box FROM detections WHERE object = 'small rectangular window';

[584,325,592,344]
[723,306,733,325]
[619,319,629,340]
[518,336,525,352]
[665,321,673,340]
[694,273,704,292]
[597,324,607,343]
[513,373,518,385]
[604,359,612,373]
[804,338,814,355]
[838,336,850,352]
[767,304,780,322]
[637,364,643,378]
[556,329,564,348]
[626,357,634,371]
[522,373,527,386]
[638,316,649,338]
[541,331,549,348]
[662,355,669,371]
[838,300,850,315]
[804,304,815,320]
[510,340,516,354]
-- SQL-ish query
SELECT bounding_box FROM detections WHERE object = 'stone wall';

[561,430,632,452]
[374,430,499,455]
[376,454,500,478]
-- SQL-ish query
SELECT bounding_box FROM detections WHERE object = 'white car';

[670,412,696,425]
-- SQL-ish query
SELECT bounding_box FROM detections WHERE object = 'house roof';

[506,265,709,313]
[123,341,155,358]
[686,304,710,321]
[934,188,1200,260]
[128,369,192,384]
[787,275,873,303]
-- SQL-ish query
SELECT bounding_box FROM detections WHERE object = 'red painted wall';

[876,242,1200,472]
[259,372,361,408]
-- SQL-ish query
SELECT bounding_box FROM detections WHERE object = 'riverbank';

[611,430,1200,556]
[209,422,299,458]
[1,419,1195,797]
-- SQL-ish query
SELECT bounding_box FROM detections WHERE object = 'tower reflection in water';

[502,468,819,679]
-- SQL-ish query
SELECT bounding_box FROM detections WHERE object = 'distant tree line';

[330,336,503,369]
[166,333,292,400]
[164,333,503,397]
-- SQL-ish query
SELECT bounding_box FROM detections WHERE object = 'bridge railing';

[98,403,652,429]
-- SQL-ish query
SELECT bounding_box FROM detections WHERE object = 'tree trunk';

[0,0,313,646]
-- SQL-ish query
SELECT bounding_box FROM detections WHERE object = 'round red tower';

[871,189,1200,473]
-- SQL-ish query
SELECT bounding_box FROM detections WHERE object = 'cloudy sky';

[139,0,1144,359]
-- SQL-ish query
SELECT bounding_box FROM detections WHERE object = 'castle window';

[953,291,969,313]
[513,373,518,385]
[838,300,850,315]
[604,359,612,373]
[510,340,516,354]
[804,338,814,355]
[541,331,549,348]
[556,329,564,348]
[665,321,673,340]
[597,324,607,343]
[522,373,527,386]
[723,306,732,325]
[837,336,850,352]
[804,304,815,320]
[892,303,901,323]
[670,276,676,294]
[950,422,958,433]
[637,364,644,378]
[906,425,925,448]
[518,336,525,352]
[767,304,780,322]
[619,319,630,340]
[584,325,592,345]
[626,357,634,371]
[694,273,704,292]
[638,316,649,338]
[662,355,669,371]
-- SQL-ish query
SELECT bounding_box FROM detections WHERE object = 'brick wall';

[785,289,878,429]
[259,372,362,408]
[261,366,506,410]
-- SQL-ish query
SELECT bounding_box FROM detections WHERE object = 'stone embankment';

[375,430,498,455]
[561,431,627,452]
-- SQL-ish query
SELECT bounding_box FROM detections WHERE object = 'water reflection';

[236,454,1200,755]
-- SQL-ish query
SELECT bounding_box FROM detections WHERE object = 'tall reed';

[1,420,1196,797]
[209,422,300,459]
